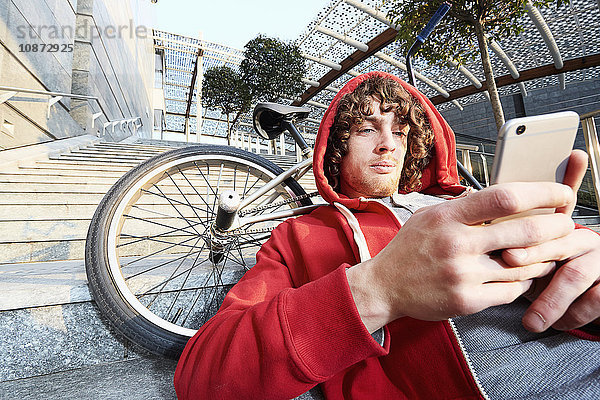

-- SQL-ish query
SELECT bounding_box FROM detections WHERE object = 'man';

[175,72,600,399]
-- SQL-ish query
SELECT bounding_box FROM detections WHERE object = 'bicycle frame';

[214,121,322,233]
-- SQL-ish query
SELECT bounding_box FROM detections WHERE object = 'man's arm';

[347,182,575,333]
[175,221,386,399]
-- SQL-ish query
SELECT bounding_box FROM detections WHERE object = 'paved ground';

[0,355,178,399]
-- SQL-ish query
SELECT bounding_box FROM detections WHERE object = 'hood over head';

[312,71,465,210]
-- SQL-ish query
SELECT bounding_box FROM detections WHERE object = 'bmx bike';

[85,103,322,358]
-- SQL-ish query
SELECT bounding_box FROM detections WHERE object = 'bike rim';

[106,153,300,337]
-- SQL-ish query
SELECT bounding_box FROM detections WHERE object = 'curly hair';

[324,75,434,193]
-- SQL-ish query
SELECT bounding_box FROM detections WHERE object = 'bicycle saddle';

[253,102,311,140]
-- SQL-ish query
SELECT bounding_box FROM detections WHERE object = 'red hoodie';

[174,72,597,399]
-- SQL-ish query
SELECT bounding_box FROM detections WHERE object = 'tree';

[202,66,251,145]
[201,36,306,145]
[387,0,567,131]
[241,35,305,103]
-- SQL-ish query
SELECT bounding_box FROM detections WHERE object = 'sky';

[152,0,330,50]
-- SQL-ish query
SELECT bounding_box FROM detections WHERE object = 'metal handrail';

[0,85,141,139]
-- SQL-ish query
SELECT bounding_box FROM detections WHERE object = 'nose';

[375,127,396,154]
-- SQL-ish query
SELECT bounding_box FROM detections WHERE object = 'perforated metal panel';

[154,30,244,136]
[156,0,600,139]
[296,0,600,123]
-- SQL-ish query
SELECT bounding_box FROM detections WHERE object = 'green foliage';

[202,66,251,118]
[241,35,305,102]
[201,35,306,140]
[387,0,567,67]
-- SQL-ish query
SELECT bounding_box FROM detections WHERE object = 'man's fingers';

[502,229,591,267]
[485,260,556,283]
[450,182,573,225]
[522,255,600,332]
[479,280,534,309]
[557,150,588,215]
[552,283,600,330]
[474,213,574,253]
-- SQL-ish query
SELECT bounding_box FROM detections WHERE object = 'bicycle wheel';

[85,145,311,358]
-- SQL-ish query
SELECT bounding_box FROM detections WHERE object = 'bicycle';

[85,103,323,358]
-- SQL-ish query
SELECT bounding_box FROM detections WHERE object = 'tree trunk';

[226,115,231,146]
[229,111,244,147]
[473,18,505,132]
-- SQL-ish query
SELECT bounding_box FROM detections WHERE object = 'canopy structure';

[155,0,600,140]
[295,0,600,118]
[154,30,245,138]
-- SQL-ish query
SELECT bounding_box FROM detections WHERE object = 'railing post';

[582,115,600,216]
[91,112,102,129]
[0,91,17,105]
[47,96,63,118]
[280,133,285,156]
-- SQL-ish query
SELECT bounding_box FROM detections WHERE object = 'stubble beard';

[352,172,402,198]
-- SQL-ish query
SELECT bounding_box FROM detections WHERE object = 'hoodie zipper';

[448,318,490,399]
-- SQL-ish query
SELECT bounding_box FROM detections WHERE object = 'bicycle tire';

[85,145,311,358]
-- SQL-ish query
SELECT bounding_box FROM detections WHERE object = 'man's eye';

[358,128,375,134]
[393,131,407,138]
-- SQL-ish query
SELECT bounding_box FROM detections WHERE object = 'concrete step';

[0,203,201,221]
[76,145,166,155]
[23,160,137,171]
[0,182,117,192]
[45,156,144,166]
[0,173,121,184]
[0,192,106,204]
[15,165,132,176]
[0,220,90,242]
[51,153,154,163]
[0,135,100,170]
[0,217,202,243]
[0,239,85,263]
[0,259,153,383]
[95,141,178,151]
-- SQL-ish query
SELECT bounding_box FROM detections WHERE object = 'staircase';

[0,141,174,264]
[0,138,317,397]
[0,139,179,393]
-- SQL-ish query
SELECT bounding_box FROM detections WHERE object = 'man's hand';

[347,182,575,333]
[501,150,600,333]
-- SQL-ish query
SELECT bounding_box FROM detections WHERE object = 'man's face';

[339,98,409,198]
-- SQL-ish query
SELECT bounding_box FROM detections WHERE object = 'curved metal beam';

[429,53,600,105]
[292,28,399,106]
[525,1,566,89]
[488,39,520,79]
[302,53,342,71]
[315,26,369,52]
[448,60,483,89]
[343,0,398,29]
[525,2,563,69]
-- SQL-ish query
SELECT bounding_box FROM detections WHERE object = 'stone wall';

[0,0,154,150]
[71,0,154,141]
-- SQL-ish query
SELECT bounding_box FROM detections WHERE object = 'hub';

[209,190,240,264]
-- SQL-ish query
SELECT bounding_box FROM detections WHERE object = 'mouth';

[369,161,397,174]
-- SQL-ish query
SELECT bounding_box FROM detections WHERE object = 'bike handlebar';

[416,2,452,43]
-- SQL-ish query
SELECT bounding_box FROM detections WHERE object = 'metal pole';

[582,115,600,216]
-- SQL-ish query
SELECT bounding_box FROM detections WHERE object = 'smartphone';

[489,111,580,220]
[490,111,579,185]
